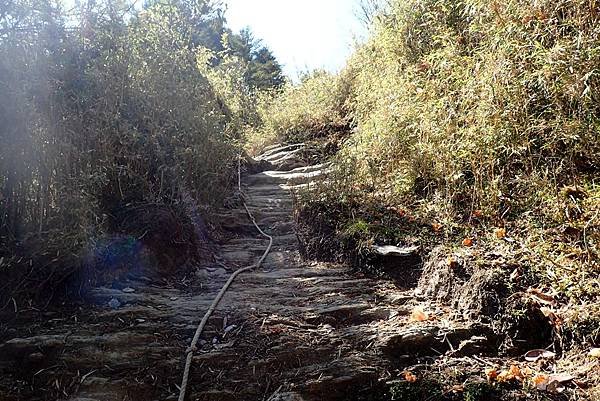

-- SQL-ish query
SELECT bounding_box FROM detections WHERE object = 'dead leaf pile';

[431,223,443,232]
[532,373,574,393]
[484,355,576,394]
[494,364,531,383]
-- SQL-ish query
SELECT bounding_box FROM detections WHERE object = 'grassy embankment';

[248,0,600,397]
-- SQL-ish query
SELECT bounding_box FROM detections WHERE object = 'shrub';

[0,0,258,305]
[342,0,600,222]
[246,69,353,153]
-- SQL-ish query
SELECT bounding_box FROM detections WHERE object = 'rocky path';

[0,145,485,401]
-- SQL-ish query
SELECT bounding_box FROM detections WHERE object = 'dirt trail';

[0,145,484,401]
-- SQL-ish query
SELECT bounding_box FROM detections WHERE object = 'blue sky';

[224,0,367,80]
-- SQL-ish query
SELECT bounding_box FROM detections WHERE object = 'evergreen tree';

[247,46,285,90]
[225,27,285,90]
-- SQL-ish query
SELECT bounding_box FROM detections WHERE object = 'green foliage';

[344,0,600,221]
[247,69,352,153]
[388,380,443,401]
[344,219,371,237]
[141,1,284,91]
[256,0,600,223]
[257,0,600,244]
[252,0,599,336]
[225,28,285,90]
[464,382,499,401]
[0,0,279,304]
[337,0,600,312]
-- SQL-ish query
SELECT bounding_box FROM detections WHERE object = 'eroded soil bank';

[1,145,597,401]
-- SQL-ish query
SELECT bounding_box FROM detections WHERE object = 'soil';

[0,144,595,401]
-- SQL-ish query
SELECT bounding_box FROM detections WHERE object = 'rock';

[108,298,121,309]
[380,325,492,358]
[317,303,370,317]
[197,390,237,401]
[0,335,66,371]
[303,363,379,400]
[27,352,45,362]
[380,325,439,357]
[80,376,110,387]
[269,392,307,401]
[1,335,65,354]
[372,245,419,257]
[451,335,493,356]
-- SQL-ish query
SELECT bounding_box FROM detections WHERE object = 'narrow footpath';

[1,145,484,401]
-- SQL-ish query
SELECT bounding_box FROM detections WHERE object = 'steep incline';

[1,145,483,401]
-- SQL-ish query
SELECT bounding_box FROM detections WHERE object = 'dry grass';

[245,70,352,155]
[253,0,600,376]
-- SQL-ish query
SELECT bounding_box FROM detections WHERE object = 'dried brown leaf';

[404,371,417,382]
[409,308,429,322]
[485,368,498,381]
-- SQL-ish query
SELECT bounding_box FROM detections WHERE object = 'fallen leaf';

[496,365,525,383]
[404,371,417,382]
[524,349,556,362]
[509,364,525,381]
[409,308,429,322]
[462,237,474,247]
[485,368,498,381]
[588,348,600,358]
[496,370,513,382]
[417,61,430,72]
[494,227,506,239]
[533,373,573,393]
[533,374,550,390]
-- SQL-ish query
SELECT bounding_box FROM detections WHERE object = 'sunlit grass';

[252,0,600,345]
